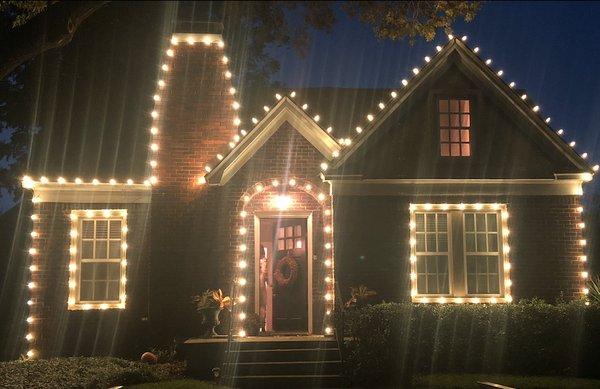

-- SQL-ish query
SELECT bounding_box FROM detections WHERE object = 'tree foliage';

[0,1,481,203]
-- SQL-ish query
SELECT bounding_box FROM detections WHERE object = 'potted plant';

[193,289,232,338]
[345,285,377,309]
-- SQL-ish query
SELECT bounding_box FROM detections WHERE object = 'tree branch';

[0,1,107,80]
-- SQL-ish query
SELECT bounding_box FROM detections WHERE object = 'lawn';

[413,374,600,388]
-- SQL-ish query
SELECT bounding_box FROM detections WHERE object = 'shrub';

[339,300,600,386]
[0,357,184,388]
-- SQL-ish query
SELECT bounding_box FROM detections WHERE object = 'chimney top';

[175,21,223,35]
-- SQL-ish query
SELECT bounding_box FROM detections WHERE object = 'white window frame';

[68,209,128,310]
[410,203,512,304]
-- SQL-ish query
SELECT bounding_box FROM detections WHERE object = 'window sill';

[68,302,125,311]
[411,296,511,304]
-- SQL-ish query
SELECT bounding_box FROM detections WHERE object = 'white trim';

[329,178,584,196]
[68,209,128,311]
[254,211,313,334]
[207,97,341,185]
[31,184,151,203]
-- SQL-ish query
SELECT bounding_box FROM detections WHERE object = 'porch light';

[272,195,291,210]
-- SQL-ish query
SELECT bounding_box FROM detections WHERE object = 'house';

[16,26,595,362]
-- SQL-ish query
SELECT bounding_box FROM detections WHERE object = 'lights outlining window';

[439,98,471,157]
[68,210,127,310]
[410,204,511,303]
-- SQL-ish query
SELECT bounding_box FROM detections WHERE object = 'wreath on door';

[274,255,299,288]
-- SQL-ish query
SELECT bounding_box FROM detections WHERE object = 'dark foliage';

[0,357,184,388]
[339,300,600,386]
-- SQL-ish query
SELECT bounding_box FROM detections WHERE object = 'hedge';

[0,357,184,388]
[338,300,600,386]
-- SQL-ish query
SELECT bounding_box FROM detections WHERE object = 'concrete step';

[231,339,338,351]
[222,360,342,376]
[226,347,340,363]
[223,374,348,388]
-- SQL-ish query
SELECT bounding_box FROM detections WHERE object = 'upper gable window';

[439,98,471,157]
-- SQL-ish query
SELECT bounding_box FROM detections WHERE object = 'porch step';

[231,347,341,363]
[220,338,347,388]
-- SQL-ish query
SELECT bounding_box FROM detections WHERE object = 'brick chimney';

[148,23,237,340]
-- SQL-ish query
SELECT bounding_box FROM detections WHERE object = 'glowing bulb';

[412,68,419,75]
[25,333,34,341]
[355,126,362,133]
[166,48,174,57]
[40,176,49,184]
[474,47,480,53]
[580,255,587,262]
[238,329,246,337]
[533,105,540,112]
[485,59,492,65]
[318,193,326,201]
[424,56,431,63]
[391,91,398,98]
[302,103,308,110]
[320,162,328,171]
[158,80,165,88]
[288,178,296,186]
[324,259,332,267]
[239,312,246,320]
[57,177,66,184]
[545,117,551,123]
[224,71,232,79]
[75,178,83,184]
[509,81,515,88]
[273,195,291,210]
[324,225,332,233]
[238,295,247,303]
[232,101,240,110]
[367,114,374,122]
[229,87,236,95]
[290,91,296,98]
[29,264,37,272]
[28,248,37,255]
[313,114,320,122]
[436,45,442,52]
[238,277,247,286]
[504,262,511,271]
[325,327,332,335]
[275,93,282,100]
[581,271,589,279]
[238,260,247,269]
[401,79,408,86]
[240,211,247,218]
[27,282,36,289]
[26,316,34,323]
[410,254,416,263]
[325,293,332,301]
[222,56,228,64]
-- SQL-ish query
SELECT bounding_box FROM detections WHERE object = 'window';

[439,98,471,157]
[277,224,304,250]
[68,210,127,310]
[410,204,511,303]
[414,213,450,295]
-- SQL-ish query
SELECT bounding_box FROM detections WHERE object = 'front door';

[257,216,310,333]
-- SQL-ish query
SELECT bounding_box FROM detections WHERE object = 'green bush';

[0,357,185,388]
[339,300,600,386]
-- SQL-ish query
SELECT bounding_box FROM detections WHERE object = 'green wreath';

[274,255,299,287]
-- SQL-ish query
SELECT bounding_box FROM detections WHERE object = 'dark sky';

[2,1,600,212]
[271,1,600,183]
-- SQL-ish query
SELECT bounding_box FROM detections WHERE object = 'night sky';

[2,1,600,213]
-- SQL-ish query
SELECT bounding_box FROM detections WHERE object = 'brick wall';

[334,194,586,303]
[149,118,331,339]
[148,38,237,341]
[27,202,150,358]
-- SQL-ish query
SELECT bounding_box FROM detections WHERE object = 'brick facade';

[334,194,586,303]
[27,201,150,358]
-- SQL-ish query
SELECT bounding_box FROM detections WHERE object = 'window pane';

[96,220,108,239]
[450,99,459,112]
[108,263,120,281]
[460,129,470,142]
[294,225,301,236]
[461,114,471,127]
[109,241,121,259]
[476,214,486,230]
[441,143,450,156]
[460,99,470,113]
[95,263,108,280]
[438,214,447,231]
[466,255,501,295]
[450,114,460,127]
[440,129,449,142]
[465,233,476,252]
[487,214,498,231]
[438,233,448,252]
[464,214,475,231]
[82,241,94,259]
[278,228,284,238]
[461,143,471,156]
[440,114,449,127]
[477,233,487,251]
[426,233,437,252]
[488,234,498,252]
[416,233,426,252]
[107,281,120,300]
[95,240,107,259]
[451,143,460,156]
[425,214,436,230]
[82,221,94,239]
[277,240,285,250]
[415,213,425,232]
[81,263,94,280]
[439,99,449,112]
[286,226,293,237]
[94,281,107,301]
[81,281,93,301]
[109,220,122,239]
[450,129,460,142]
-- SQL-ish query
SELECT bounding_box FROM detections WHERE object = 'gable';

[329,39,593,179]
[205,97,340,185]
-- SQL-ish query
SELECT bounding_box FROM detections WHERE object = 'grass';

[130,380,226,388]
[413,374,600,388]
